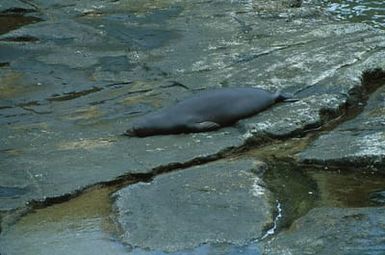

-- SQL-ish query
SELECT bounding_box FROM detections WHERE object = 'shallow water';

[1,162,385,255]
[0,186,129,255]
[0,14,41,35]
[322,0,385,29]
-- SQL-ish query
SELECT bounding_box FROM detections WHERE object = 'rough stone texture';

[0,125,243,210]
[1,0,385,212]
[262,207,385,255]
[241,93,346,139]
[0,1,34,13]
[0,187,130,255]
[112,159,272,252]
[369,190,385,205]
[299,82,385,171]
[2,0,385,254]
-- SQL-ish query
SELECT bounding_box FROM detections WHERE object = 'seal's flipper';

[188,121,221,131]
[281,98,299,102]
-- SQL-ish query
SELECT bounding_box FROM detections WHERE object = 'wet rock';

[0,151,37,210]
[241,94,345,139]
[262,207,385,255]
[0,186,29,198]
[252,0,303,11]
[308,170,385,207]
[112,159,272,252]
[0,124,245,210]
[0,14,41,35]
[369,190,385,206]
[262,162,319,229]
[0,187,130,255]
[0,1,36,14]
[1,0,385,212]
[299,78,385,171]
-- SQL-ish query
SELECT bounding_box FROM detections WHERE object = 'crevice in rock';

[361,68,385,93]
[48,87,103,101]
[18,106,51,115]
[1,143,248,224]
[0,152,211,212]
[229,40,315,67]
[255,153,385,241]
[231,47,285,65]
[260,159,320,232]
[160,81,190,90]
[104,81,133,88]
[150,146,247,177]
[281,68,385,139]
[0,14,42,35]
[317,68,385,130]
[3,68,385,223]
[18,0,40,12]
[1,8,36,14]
[47,80,185,105]
[0,35,39,42]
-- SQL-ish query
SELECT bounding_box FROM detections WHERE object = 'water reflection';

[1,162,385,254]
[0,14,41,35]
[322,0,385,29]
[0,187,129,255]
[131,244,262,255]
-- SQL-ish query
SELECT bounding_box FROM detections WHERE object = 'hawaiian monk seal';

[125,87,293,137]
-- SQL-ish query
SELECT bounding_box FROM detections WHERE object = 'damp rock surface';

[112,159,272,252]
[1,0,385,254]
[1,0,385,212]
[0,187,130,255]
[262,207,385,255]
[299,81,385,171]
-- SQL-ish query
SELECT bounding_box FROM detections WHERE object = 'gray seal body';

[126,87,288,137]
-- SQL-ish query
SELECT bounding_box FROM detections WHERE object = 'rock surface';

[369,190,385,205]
[112,159,272,252]
[1,0,385,254]
[1,0,385,212]
[0,187,130,255]
[262,207,385,255]
[299,79,385,171]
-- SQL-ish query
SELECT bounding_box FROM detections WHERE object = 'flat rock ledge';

[262,207,385,255]
[299,82,385,172]
[112,159,272,252]
[1,0,385,213]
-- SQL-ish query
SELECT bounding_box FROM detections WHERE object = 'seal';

[125,87,291,137]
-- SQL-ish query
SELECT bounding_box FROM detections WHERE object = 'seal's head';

[124,127,136,137]
[125,125,153,137]
[125,120,170,137]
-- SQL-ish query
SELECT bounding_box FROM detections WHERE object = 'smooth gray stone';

[262,207,385,255]
[299,82,385,171]
[112,159,272,252]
